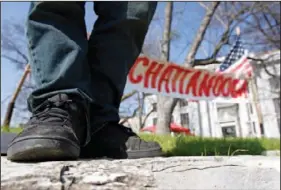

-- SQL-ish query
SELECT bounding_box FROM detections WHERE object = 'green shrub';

[140,134,280,156]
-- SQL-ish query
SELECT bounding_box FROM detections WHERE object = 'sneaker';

[7,94,87,162]
[80,123,163,159]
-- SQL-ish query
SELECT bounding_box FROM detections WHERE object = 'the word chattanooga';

[128,56,248,99]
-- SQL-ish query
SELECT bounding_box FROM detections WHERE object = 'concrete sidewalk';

[1,156,280,190]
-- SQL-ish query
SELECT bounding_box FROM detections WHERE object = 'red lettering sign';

[144,61,164,89]
[198,73,216,97]
[128,57,149,84]
[128,56,249,100]
[185,71,202,96]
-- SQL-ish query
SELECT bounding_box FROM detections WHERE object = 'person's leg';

[81,2,162,159]
[27,2,92,108]
[7,2,91,162]
[88,1,157,129]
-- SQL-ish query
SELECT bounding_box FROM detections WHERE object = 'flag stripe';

[228,60,252,78]
[227,57,248,73]
[188,36,253,102]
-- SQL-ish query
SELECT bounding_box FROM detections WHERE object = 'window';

[221,126,236,137]
[179,100,188,108]
[260,124,265,136]
[269,78,280,93]
[153,118,157,125]
[252,122,257,134]
[180,113,189,128]
[152,103,157,111]
[171,115,174,123]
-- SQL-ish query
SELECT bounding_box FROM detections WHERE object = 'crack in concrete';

[59,165,75,190]
[151,164,182,172]
[153,164,245,172]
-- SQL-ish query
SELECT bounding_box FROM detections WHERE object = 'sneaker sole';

[7,137,80,162]
[127,148,164,159]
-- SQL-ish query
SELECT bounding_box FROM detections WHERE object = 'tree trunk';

[156,97,177,134]
[137,92,144,129]
[156,2,175,135]
[155,2,221,134]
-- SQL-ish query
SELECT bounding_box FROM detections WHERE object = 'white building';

[254,50,280,138]
[125,50,280,138]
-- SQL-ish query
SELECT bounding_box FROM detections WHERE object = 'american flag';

[216,35,253,78]
[188,35,252,102]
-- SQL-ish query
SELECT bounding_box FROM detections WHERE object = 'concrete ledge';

[1,156,280,190]
[262,150,280,156]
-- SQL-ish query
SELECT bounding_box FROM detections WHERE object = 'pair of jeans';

[26,2,157,131]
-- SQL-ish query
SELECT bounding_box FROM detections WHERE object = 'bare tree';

[1,20,33,126]
[1,20,28,70]
[154,2,280,134]
[199,2,280,55]
[154,2,220,134]
[237,2,280,51]
[155,2,175,134]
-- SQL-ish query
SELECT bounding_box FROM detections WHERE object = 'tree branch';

[199,2,227,29]
[119,105,140,125]
[192,12,231,66]
[193,3,255,66]
[2,36,29,64]
[193,58,221,66]
[247,55,280,78]
[184,2,220,66]
[252,13,280,49]
[121,90,137,102]
[140,108,155,129]
[1,54,27,67]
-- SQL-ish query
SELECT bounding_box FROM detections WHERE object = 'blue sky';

[1,2,220,124]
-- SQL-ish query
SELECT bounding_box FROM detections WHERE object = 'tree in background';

[155,2,175,134]
[153,2,280,134]
[154,2,220,134]
[1,20,33,124]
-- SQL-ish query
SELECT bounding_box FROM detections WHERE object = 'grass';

[1,126,279,156]
[140,134,280,156]
[1,126,23,133]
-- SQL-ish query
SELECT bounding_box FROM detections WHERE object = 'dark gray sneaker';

[7,94,87,162]
[80,123,163,159]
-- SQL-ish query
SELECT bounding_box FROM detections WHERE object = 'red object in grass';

[141,123,194,136]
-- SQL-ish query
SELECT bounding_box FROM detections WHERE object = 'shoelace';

[28,100,73,126]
